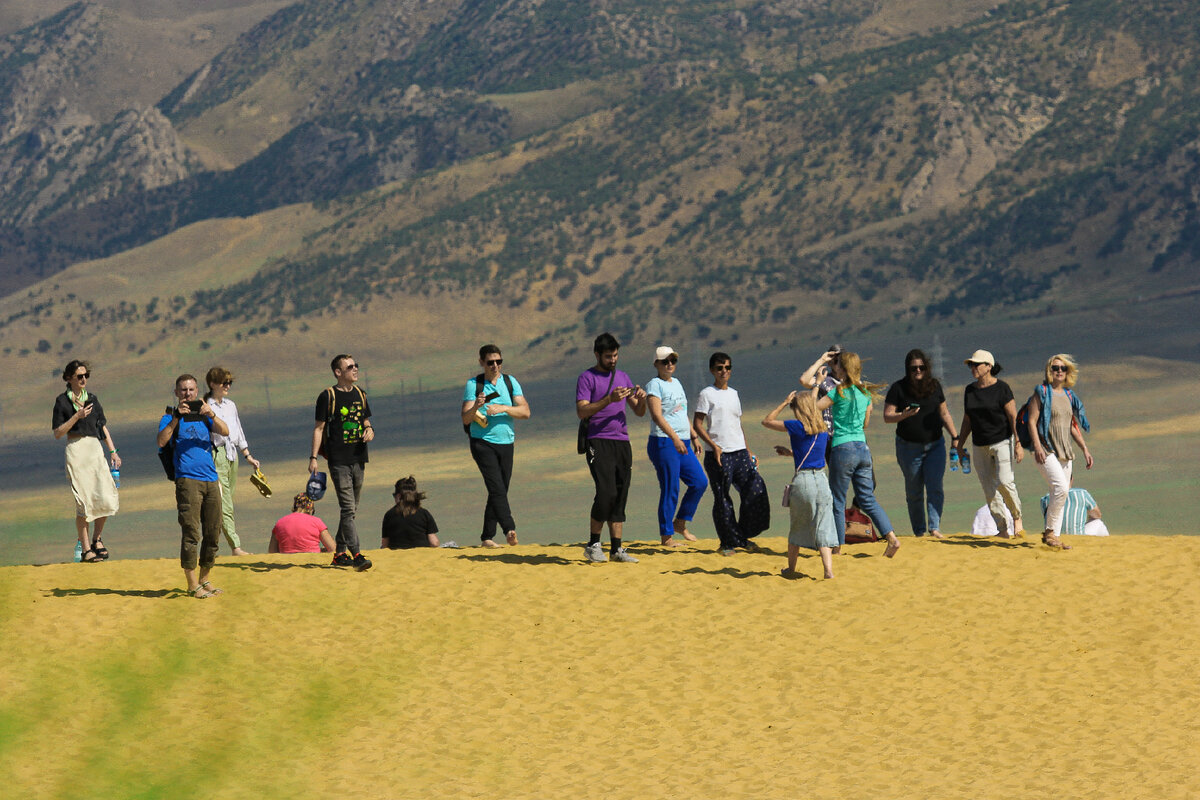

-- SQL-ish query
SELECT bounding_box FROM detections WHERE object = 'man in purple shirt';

[576,332,647,563]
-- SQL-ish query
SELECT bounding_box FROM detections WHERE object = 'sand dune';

[2,535,1198,799]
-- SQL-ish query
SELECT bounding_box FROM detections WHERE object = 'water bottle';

[949,448,959,472]
[74,541,83,562]
[111,467,120,488]
[961,452,972,475]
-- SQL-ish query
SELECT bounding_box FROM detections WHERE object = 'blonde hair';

[790,392,827,435]
[835,351,885,400]
[1044,353,1078,388]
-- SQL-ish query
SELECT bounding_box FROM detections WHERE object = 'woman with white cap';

[955,350,1025,539]
[644,345,708,547]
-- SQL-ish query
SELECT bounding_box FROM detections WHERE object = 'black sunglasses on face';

[73,372,90,380]
[908,364,927,372]
[714,365,732,372]
[221,380,233,386]
[1050,365,1068,373]
[486,359,503,366]
[662,356,678,365]
[342,363,359,370]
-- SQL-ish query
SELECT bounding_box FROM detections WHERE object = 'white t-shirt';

[694,385,746,452]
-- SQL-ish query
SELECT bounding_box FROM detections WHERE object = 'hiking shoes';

[353,554,373,572]
[331,552,354,567]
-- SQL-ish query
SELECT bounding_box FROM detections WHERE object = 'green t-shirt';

[830,384,870,448]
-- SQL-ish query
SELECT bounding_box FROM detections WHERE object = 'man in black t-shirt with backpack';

[309,354,374,571]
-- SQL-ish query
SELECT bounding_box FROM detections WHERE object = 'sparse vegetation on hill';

[1,0,1199,385]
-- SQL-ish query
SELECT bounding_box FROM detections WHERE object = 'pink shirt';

[272,512,328,553]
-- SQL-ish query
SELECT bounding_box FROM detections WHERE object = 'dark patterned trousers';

[703,449,770,549]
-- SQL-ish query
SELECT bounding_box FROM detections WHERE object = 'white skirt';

[65,437,119,522]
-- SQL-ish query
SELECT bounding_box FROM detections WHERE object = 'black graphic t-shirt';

[315,386,371,466]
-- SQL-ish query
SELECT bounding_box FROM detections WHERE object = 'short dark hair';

[62,359,90,383]
[175,373,197,389]
[330,354,352,373]
[479,344,501,359]
[709,352,731,369]
[593,332,620,354]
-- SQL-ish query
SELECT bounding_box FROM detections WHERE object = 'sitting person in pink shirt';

[269,493,336,554]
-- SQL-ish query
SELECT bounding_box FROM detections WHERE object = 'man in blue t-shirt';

[461,344,531,547]
[158,374,229,598]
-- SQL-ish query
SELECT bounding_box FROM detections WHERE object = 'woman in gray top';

[1027,354,1093,550]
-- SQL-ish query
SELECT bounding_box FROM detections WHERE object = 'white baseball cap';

[654,345,679,361]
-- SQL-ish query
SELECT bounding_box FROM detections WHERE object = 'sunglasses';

[1050,365,1068,373]
[342,363,359,371]
[221,380,233,387]
[73,372,90,380]
[966,361,985,368]
[485,359,503,366]
[713,365,732,372]
[908,364,927,373]
[660,356,678,365]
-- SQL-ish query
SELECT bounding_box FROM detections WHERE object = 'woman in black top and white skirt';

[51,360,121,561]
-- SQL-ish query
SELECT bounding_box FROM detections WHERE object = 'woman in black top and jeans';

[883,349,959,538]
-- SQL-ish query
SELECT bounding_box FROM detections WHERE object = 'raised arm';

[762,392,796,433]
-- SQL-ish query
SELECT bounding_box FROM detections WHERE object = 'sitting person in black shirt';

[381,476,440,549]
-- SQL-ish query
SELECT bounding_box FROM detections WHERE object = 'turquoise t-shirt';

[830,384,870,448]
[463,375,524,444]
[645,376,689,438]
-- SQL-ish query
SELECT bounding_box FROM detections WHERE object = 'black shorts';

[586,438,632,523]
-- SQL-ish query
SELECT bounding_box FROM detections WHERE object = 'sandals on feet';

[200,580,224,595]
[1042,533,1072,550]
[81,548,100,563]
[91,538,109,560]
[189,585,216,598]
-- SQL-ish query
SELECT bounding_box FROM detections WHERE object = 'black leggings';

[469,438,515,540]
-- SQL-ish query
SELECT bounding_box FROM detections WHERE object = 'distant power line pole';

[263,376,272,416]
[931,334,945,381]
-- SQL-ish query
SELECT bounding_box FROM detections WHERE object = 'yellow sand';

[2,535,1198,799]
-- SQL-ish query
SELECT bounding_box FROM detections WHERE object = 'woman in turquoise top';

[815,351,900,558]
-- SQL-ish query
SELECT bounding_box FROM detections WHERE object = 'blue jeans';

[646,437,709,538]
[828,441,893,545]
[894,437,946,536]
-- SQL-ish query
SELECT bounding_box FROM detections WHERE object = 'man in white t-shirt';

[693,352,770,553]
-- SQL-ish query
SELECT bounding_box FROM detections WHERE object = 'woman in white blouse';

[204,366,261,555]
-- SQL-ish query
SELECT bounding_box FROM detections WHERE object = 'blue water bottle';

[74,541,83,562]
[949,448,959,472]
[961,452,972,475]
[111,467,120,488]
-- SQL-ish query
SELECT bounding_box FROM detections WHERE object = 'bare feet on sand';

[780,567,801,580]
[660,536,684,548]
[481,539,502,548]
[673,521,697,541]
[884,533,900,558]
[929,530,945,539]
[1042,531,1072,550]
[232,547,250,556]
[506,531,518,546]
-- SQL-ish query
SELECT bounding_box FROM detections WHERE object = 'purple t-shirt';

[576,367,636,440]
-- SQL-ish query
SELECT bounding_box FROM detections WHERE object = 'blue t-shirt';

[159,414,218,481]
[645,376,689,438]
[463,374,524,445]
[784,420,828,470]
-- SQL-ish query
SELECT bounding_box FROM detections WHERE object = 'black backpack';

[463,373,516,435]
[158,414,181,480]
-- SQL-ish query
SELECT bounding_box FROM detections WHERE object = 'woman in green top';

[815,351,900,558]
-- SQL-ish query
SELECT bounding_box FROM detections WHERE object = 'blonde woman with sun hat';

[955,349,1025,539]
